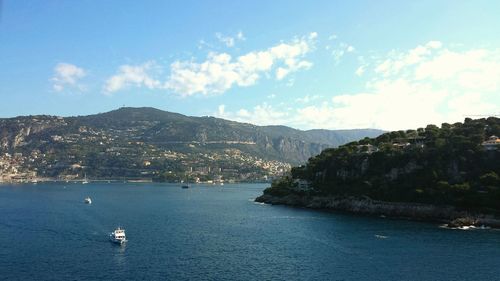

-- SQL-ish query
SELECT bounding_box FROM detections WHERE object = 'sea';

[1,183,499,281]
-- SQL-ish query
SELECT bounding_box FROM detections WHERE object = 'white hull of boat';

[109,237,127,244]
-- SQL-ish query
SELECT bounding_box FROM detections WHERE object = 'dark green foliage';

[264,176,297,196]
[269,118,500,212]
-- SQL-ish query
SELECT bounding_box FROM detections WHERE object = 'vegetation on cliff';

[263,118,500,213]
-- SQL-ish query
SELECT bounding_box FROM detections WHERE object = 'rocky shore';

[255,193,500,228]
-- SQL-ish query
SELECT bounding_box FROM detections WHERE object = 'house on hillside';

[357,144,379,154]
[392,142,411,149]
[482,135,500,151]
[294,179,311,190]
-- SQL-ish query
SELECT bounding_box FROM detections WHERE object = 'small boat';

[82,173,89,184]
[109,227,127,244]
[181,184,189,189]
[84,197,92,204]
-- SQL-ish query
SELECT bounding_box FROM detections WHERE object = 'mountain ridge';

[0,107,383,182]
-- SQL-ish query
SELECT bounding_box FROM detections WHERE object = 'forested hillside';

[265,118,500,212]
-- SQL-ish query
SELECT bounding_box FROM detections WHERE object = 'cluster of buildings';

[0,153,37,183]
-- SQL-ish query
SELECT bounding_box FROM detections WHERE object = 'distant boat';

[181,177,190,188]
[109,227,127,244]
[84,197,92,204]
[82,174,89,184]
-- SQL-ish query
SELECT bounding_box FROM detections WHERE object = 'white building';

[482,135,500,151]
[294,179,311,190]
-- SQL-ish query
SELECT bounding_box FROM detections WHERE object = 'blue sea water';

[0,183,500,281]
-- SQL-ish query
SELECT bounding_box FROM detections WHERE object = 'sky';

[1,0,500,131]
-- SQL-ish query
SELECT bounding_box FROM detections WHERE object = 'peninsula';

[256,117,500,228]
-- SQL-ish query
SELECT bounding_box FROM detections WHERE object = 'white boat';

[109,227,127,244]
[82,173,89,184]
[84,197,92,204]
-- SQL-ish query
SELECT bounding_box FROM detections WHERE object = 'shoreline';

[255,193,500,229]
[0,179,270,184]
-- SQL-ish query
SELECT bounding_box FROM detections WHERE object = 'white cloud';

[215,31,246,48]
[374,41,443,77]
[295,94,322,103]
[355,65,366,76]
[198,39,214,50]
[331,42,355,64]
[103,33,316,96]
[236,31,246,41]
[51,63,86,92]
[326,79,449,130]
[216,103,290,126]
[414,49,500,91]
[321,42,500,130]
[166,33,317,96]
[216,33,236,47]
[103,61,161,94]
[216,42,500,130]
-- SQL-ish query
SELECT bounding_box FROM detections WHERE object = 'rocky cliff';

[255,193,500,228]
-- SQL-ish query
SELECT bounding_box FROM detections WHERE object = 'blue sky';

[1,0,500,130]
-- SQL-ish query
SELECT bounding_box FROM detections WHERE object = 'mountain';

[257,117,500,225]
[0,107,383,182]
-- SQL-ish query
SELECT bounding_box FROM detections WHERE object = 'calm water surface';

[1,183,499,280]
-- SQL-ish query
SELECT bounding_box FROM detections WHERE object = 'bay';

[0,183,499,280]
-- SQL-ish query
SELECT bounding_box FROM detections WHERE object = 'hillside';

[258,117,500,222]
[0,107,382,182]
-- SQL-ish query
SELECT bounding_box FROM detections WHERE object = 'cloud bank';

[166,32,317,96]
[217,42,500,130]
[104,33,317,96]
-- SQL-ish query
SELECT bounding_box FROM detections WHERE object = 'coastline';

[255,193,500,228]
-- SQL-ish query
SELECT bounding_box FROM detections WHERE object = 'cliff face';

[270,136,329,164]
[255,193,500,227]
[256,193,457,220]
[0,116,67,150]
